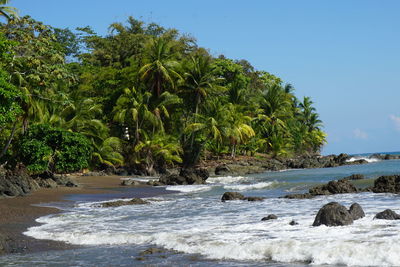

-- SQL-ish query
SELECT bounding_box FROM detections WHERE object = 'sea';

[1,152,400,266]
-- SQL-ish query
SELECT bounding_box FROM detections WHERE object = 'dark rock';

[261,214,278,221]
[289,220,299,225]
[335,153,350,164]
[52,175,78,187]
[342,174,365,180]
[309,179,358,195]
[114,168,128,176]
[100,198,149,207]
[221,192,264,202]
[349,159,368,165]
[139,247,167,256]
[374,209,400,220]
[245,196,265,201]
[221,192,245,201]
[283,193,313,199]
[372,175,400,193]
[348,203,365,220]
[262,159,285,171]
[312,202,354,227]
[0,164,35,197]
[180,167,209,183]
[371,154,400,160]
[158,168,209,185]
[121,179,146,186]
[35,178,58,188]
[215,164,231,175]
[159,174,186,185]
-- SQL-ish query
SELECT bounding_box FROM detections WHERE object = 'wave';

[223,181,276,191]
[24,192,400,266]
[206,176,249,184]
[165,184,213,193]
[347,156,380,163]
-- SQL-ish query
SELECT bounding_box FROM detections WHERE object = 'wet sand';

[0,175,168,255]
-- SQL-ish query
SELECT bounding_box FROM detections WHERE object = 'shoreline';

[0,153,397,257]
[0,175,172,255]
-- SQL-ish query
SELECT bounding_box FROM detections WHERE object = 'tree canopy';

[0,13,327,174]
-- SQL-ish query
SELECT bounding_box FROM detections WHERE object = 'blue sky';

[10,0,400,155]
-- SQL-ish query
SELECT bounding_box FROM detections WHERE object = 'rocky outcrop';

[371,175,400,193]
[214,164,231,175]
[370,154,400,160]
[289,220,299,225]
[221,192,245,201]
[158,168,209,185]
[284,153,358,169]
[246,196,265,201]
[221,192,265,202]
[100,198,149,207]
[285,178,358,199]
[348,203,365,220]
[312,202,354,227]
[309,179,358,195]
[374,209,400,220]
[0,165,78,199]
[201,153,371,177]
[0,164,37,198]
[261,214,277,221]
[121,179,148,186]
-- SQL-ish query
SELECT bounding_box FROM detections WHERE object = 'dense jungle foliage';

[0,7,326,174]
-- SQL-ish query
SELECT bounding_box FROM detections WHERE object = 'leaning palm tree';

[0,0,18,21]
[139,37,181,98]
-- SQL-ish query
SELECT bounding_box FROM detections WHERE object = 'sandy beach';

[0,175,163,255]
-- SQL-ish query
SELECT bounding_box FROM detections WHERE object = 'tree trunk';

[0,121,18,159]
[231,143,236,158]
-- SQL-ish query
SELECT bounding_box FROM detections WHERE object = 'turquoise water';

[1,158,400,266]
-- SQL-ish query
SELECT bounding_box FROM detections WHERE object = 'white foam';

[224,181,276,191]
[206,175,249,184]
[24,188,400,266]
[165,184,212,193]
[347,156,380,163]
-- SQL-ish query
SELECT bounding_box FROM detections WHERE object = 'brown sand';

[0,175,146,254]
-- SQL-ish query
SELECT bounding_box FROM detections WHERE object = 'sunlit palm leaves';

[0,0,18,21]
[139,37,181,97]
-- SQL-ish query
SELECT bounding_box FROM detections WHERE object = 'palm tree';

[131,134,182,175]
[113,87,180,143]
[92,137,124,167]
[61,98,108,144]
[224,104,255,158]
[0,0,18,21]
[180,54,225,116]
[139,37,181,98]
[299,96,322,131]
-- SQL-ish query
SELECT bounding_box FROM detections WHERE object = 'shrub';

[20,124,93,173]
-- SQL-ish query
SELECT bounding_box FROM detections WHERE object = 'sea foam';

[24,191,400,266]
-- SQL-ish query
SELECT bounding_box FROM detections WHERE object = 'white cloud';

[389,115,400,132]
[353,128,368,140]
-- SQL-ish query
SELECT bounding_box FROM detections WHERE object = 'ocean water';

[1,157,400,266]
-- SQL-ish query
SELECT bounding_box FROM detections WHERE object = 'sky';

[9,0,400,155]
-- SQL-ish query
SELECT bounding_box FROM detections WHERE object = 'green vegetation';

[19,124,92,173]
[0,8,327,174]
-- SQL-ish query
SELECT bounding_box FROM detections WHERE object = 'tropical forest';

[0,11,326,176]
